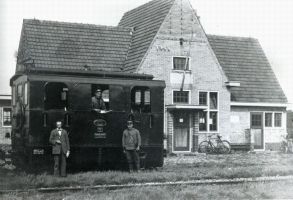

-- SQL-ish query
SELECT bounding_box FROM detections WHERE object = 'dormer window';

[173,57,189,70]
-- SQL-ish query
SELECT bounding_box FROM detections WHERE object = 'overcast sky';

[1,0,293,105]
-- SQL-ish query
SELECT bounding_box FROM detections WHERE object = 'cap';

[95,89,102,93]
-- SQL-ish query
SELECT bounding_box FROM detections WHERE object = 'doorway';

[250,112,264,149]
[173,111,190,152]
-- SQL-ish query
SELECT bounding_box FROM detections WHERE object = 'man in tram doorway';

[91,88,106,112]
[122,120,141,172]
[49,121,70,177]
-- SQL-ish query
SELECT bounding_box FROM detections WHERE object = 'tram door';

[173,112,190,151]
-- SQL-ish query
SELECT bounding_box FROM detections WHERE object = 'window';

[265,113,272,127]
[173,57,189,70]
[209,92,218,109]
[251,114,262,127]
[2,107,12,127]
[173,91,189,104]
[92,85,109,110]
[199,111,207,131]
[131,87,151,113]
[274,113,282,127]
[12,86,16,106]
[17,84,23,101]
[199,92,207,105]
[209,111,218,131]
[24,82,28,105]
[198,91,218,132]
[44,82,68,110]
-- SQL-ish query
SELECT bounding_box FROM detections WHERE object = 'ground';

[1,151,293,199]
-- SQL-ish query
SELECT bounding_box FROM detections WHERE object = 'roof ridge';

[207,34,258,41]
[23,19,133,31]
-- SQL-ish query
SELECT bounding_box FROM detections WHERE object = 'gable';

[208,35,287,103]
[118,0,175,72]
[17,19,133,72]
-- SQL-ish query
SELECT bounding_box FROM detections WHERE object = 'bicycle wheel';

[218,140,231,154]
[198,141,213,153]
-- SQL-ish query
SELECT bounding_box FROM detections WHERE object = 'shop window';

[44,82,68,110]
[209,111,218,131]
[131,87,151,113]
[199,111,207,131]
[173,57,189,70]
[173,91,189,104]
[274,113,282,127]
[2,107,12,127]
[199,92,207,105]
[265,113,272,127]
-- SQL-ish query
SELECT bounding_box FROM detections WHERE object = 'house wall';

[137,0,230,153]
[231,106,287,150]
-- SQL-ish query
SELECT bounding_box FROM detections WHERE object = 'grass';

[3,180,293,199]
[1,152,293,191]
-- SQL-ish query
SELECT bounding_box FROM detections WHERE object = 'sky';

[1,0,293,106]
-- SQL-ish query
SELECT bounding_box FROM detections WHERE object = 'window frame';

[198,91,219,133]
[131,86,151,113]
[172,90,190,104]
[274,112,282,127]
[199,92,207,106]
[172,56,191,71]
[2,107,12,127]
[265,112,273,127]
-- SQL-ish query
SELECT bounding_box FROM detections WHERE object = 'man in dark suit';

[49,121,70,177]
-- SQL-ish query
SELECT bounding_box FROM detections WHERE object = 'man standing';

[49,121,70,177]
[122,120,141,172]
[91,88,106,112]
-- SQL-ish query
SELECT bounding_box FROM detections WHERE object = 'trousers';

[53,153,67,177]
[125,150,140,171]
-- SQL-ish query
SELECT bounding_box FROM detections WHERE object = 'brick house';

[16,0,287,153]
[0,95,12,145]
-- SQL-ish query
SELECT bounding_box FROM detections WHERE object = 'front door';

[173,112,190,151]
[251,112,264,149]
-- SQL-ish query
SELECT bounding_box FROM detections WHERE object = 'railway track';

[1,175,293,194]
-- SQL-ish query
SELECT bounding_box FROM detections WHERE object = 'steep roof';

[118,0,175,72]
[207,35,287,103]
[17,19,133,72]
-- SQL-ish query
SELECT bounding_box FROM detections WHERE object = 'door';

[251,112,264,149]
[173,111,190,151]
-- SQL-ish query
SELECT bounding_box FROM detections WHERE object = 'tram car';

[10,67,165,170]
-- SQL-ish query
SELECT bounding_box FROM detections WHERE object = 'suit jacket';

[49,128,70,155]
[91,97,106,110]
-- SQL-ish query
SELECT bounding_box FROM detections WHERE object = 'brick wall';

[137,0,231,152]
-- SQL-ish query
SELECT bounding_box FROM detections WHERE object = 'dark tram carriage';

[10,67,165,170]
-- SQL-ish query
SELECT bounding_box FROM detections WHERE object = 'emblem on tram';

[93,119,107,139]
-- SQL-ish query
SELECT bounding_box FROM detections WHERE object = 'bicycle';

[198,135,231,154]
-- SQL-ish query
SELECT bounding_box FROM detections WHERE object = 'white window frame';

[274,112,282,128]
[198,91,219,133]
[172,89,191,104]
[2,107,12,127]
[172,56,191,71]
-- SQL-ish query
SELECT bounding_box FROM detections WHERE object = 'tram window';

[44,82,68,110]
[91,85,109,110]
[17,84,23,101]
[12,86,16,106]
[131,87,151,113]
[24,82,28,105]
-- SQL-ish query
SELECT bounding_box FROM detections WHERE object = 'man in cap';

[92,88,106,112]
[122,120,141,172]
[49,121,70,177]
